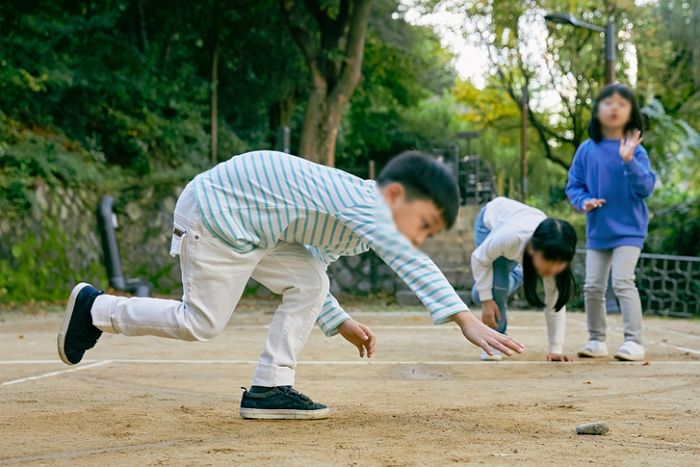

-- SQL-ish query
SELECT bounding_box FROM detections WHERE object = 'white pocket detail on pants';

[169,226,187,257]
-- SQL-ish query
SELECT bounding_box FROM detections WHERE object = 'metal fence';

[572,250,700,318]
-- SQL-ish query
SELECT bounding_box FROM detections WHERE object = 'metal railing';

[457,155,495,206]
[572,250,700,318]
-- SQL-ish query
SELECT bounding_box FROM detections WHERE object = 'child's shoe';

[479,349,503,361]
[614,341,645,361]
[57,283,104,365]
[577,340,609,358]
[240,386,329,420]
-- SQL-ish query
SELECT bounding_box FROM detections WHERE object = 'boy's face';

[597,92,631,132]
[382,183,446,247]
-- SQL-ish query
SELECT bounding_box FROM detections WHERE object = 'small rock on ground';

[576,422,609,435]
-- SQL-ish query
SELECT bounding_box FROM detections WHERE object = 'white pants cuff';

[252,363,295,387]
[91,294,117,333]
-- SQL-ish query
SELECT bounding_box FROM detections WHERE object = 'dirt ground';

[1,299,699,466]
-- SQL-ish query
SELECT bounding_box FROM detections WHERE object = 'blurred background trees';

[0,0,698,257]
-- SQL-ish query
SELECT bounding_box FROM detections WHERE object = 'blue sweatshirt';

[566,138,656,249]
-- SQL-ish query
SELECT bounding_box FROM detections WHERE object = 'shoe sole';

[577,351,609,358]
[239,407,330,420]
[613,353,645,362]
[57,282,92,365]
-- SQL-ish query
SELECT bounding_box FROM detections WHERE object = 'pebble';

[576,421,609,435]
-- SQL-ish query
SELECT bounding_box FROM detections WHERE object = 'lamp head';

[544,12,576,25]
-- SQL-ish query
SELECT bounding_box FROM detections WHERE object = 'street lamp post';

[544,12,616,84]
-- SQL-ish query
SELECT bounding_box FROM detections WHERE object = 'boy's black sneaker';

[240,386,329,420]
[57,283,104,365]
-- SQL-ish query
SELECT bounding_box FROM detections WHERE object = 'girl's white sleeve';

[470,231,515,301]
[543,277,566,354]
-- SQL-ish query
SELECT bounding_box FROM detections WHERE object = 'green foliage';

[642,98,700,193]
[0,219,105,302]
[338,0,458,168]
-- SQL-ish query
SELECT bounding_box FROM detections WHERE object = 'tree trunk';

[210,47,219,164]
[283,0,374,166]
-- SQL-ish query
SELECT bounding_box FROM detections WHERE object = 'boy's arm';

[624,147,656,199]
[343,207,467,324]
[566,146,594,211]
[316,293,351,336]
[332,203,523,357]
[542,277,567,358]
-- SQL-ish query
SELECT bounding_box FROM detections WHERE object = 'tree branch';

[331,0,373,100]
[280,0,320,62]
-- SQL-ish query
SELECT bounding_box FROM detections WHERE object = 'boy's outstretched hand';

[451,311,524,357]
[339,319,376,358]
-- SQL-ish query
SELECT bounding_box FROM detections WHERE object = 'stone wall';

[0,181,480,304]
[0,181,185,301]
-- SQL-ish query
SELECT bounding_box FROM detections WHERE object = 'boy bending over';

[58,151,523,419]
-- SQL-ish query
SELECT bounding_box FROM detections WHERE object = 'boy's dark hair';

[588,83,644,143]
[376,151,459,229]
[522,218,577,311]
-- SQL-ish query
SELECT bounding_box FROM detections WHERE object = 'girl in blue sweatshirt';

[566,84,656,361]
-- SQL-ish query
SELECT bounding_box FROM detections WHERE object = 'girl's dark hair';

[522,219,577,311]
[588,83,644,143]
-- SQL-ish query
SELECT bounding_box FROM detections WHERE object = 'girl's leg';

[508,263,523,296]
[470,206,491,304]
[584,249,613,342]
[610,246,643,344]
[491,257,512,334]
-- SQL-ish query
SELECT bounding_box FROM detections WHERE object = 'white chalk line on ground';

[1,358,699,367]
[0,360,112,386]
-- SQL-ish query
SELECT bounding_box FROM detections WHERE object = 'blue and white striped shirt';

[192,151,467,335]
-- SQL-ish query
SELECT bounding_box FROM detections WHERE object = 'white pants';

[91,183,329,386]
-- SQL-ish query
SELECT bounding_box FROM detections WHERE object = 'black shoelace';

[280,386,313,403]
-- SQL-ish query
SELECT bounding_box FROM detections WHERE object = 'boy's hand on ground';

[582,198,606,212]
[546,353,574,362]
[480,300,500,329]
[451,311,524,357]
[338,319,376,358]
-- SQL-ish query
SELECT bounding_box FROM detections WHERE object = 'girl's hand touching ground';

[451,311,524,357]
[338,319,376,358]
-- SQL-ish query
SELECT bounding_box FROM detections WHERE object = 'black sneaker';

[57,283,104,365]
[240,386,330,420]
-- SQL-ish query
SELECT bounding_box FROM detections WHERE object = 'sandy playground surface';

[1,299,699,466]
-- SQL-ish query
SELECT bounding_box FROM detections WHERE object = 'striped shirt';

[192,151,468,335]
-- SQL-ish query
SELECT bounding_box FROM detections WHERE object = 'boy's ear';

[383,182,405,204]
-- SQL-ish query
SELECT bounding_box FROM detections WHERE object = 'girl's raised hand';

[619,129,643,162]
